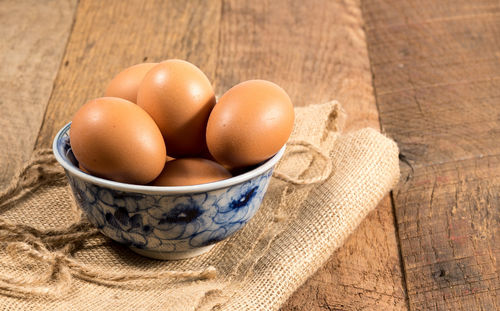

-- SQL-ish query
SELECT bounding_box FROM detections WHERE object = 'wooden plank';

[214,1,405,309]
[395,157,500,310]
[362,0,500,169]
[0,0,77,187]
[362,0,500,309]
[35,0,221,148]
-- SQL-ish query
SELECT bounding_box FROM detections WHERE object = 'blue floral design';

[60,129,274,256]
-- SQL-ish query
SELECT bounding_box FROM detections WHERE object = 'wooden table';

[1,0,498,310]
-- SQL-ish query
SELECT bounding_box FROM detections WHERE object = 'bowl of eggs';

[53,59,294,260]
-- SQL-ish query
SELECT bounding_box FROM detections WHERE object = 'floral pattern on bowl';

[54,123,280,260]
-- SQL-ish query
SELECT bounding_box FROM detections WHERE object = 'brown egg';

[105,63,157,103]
[206,80,294,169]
[70,97,167,184]
[151,158,232,186]
[137,59,216,157]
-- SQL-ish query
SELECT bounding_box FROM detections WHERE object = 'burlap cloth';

[0,101,399,310]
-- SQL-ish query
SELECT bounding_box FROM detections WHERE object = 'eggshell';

[206,80,294,169]
[105,63,157,103]
[70,97,167,184]
[137,59,216,157]
[151,158,232,186]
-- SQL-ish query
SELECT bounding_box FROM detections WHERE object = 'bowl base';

[129,244,215,260]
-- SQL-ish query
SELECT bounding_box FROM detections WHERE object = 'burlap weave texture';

[0,101,399,310]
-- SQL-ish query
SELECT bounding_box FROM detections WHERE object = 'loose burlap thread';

[0,102,399,310]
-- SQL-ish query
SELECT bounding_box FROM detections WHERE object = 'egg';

[137,59,216,157]
[70,97,167,184]
[105,63,157,103]
[150,158,232,186]
[206,80,294,169]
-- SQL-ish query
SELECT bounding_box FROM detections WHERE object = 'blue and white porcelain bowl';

[53,122,284,260]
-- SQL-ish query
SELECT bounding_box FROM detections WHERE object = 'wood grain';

[35,0,221,148]
[0,0,76,188]
[363,0,500,170]
[395,158,499,310]
[362,0,500,309]
[214,0,404,309]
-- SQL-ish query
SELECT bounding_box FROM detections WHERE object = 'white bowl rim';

[53,122,285,194]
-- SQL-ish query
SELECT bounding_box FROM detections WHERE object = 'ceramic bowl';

[53,122,284,260]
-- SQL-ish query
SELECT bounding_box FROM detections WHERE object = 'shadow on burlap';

[0,102,399,310]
